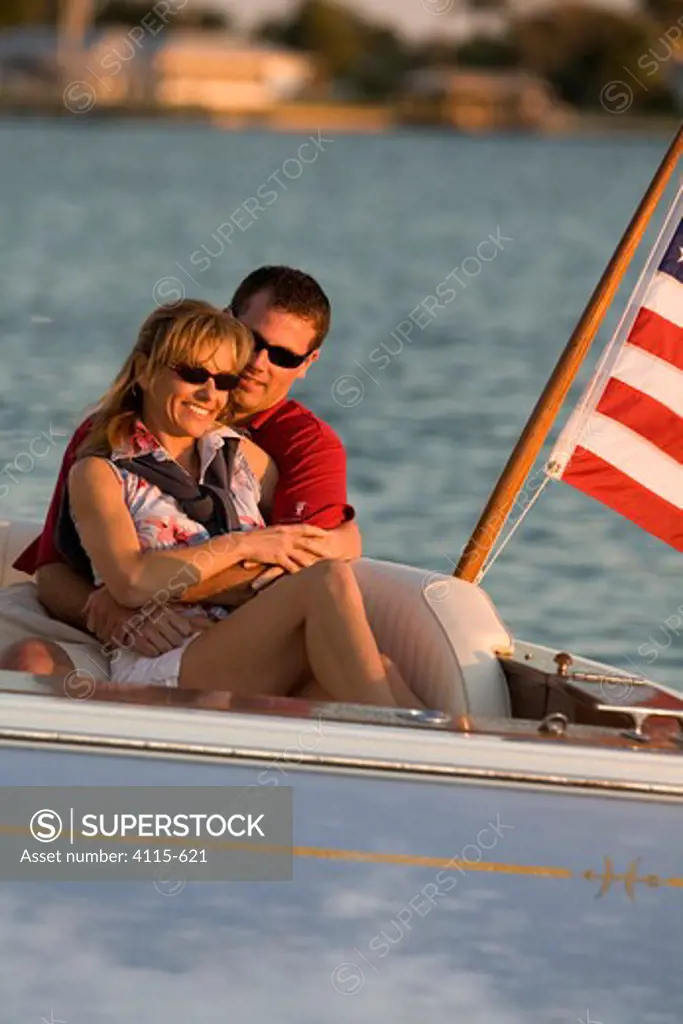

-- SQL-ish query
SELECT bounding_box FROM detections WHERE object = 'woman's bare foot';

[380,655,426,709]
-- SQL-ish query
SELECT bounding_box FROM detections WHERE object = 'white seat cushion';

[0,520,513,717]
[352,558,512,718]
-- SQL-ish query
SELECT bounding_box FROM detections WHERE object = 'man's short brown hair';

[230,265,331,350]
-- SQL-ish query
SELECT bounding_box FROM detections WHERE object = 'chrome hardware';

[553,652,573,677]
[569,671,645,685]
[538,712,569,736]
[596,704,683,744]
[622,726,650,745]
[315,704,451,729]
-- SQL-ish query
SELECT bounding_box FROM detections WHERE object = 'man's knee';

[0,638,74,675]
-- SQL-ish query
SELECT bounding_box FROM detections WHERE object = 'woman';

[68,299,422,708]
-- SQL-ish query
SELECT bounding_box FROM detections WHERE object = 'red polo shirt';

[13,398,354,576]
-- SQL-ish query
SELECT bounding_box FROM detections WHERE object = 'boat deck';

[0,637,681,796]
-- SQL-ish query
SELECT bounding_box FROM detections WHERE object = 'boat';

[1,130,682,1021]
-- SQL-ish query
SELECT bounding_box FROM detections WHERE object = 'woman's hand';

[239,524,332,574]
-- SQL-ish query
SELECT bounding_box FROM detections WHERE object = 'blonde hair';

[79,299,253,457]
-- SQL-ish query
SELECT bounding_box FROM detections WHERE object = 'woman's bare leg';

[179,560,398,706]
[296,656,426,709]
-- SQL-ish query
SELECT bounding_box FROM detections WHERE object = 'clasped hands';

[84,523,335,657]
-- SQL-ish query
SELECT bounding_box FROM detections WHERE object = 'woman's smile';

[172,398,219,432]
[184,401,213,418]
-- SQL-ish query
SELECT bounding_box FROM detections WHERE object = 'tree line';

[0,0,232,30]
[3,0,683,113]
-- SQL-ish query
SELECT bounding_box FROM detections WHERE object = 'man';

[0,265,360,680]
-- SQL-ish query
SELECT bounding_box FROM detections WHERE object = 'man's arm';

[13,420,91,579]
[324,520,361,560]
[180,519,361,607]
[181,563,265,605]
[18,420,95,630]
[35,563,94,631]
[37,561,215,656]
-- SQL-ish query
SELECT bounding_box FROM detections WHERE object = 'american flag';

[548,186,683,550]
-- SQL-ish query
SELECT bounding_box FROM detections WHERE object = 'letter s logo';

[30,809,63,843]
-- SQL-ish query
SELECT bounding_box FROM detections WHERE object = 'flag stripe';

[627,305,683,372]
[611,343,683,419]
[549,203,683,552]
[573,412,683,509]
[563,447,683,552]
[641,270,683,329]
[596,378,683,465]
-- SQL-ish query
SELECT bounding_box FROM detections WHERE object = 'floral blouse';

[103,419,265,620]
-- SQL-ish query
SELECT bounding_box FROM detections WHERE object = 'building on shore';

[0,26,317,115]
[149,32,317,114]
[399,67,575,132]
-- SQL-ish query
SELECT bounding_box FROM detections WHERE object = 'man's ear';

[297,349,320,380]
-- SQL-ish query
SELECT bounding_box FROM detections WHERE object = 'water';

[0,119,681,689]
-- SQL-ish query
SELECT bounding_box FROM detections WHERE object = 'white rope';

[474,474,553,585]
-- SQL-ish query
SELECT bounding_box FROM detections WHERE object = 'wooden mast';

[454,123,683,584]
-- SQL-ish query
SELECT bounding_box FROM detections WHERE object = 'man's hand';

[179,520,360,606]
[84,588,212,657]
[239,523,333,573]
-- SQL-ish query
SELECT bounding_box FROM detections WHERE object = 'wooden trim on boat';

[2,665,682,753]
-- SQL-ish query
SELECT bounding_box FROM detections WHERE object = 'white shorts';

[0,581,110,680]
[109,634,201,688]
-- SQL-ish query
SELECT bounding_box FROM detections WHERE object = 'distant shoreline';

[0,99,678,138]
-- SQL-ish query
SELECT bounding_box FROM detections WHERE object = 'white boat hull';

[0,512,681,1021]
[0,708,681,1023]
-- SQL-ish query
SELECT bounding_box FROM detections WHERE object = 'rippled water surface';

[1,119,681,689]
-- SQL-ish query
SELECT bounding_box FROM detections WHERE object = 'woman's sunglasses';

[251,329,312,370]
[171,364,241,391]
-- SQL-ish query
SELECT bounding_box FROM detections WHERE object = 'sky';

[207,0,640,40]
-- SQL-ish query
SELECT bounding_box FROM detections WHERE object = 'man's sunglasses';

[172,363,241,391]
[251,329,312,370]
